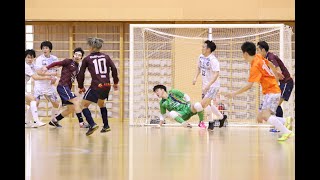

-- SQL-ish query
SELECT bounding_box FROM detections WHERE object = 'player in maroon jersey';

[77,37,119,136]
[43,47,89,128]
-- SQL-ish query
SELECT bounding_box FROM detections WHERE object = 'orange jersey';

[248,54,281,94]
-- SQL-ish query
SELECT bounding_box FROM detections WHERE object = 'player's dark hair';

[153,85,167,92]
[40,40,53,51]
[25,49,36,58]
[257,41,269,52]
[73,47,84,57]
[241,41,256,56]
[204,40,216,52]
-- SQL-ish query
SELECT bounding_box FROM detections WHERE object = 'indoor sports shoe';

[25,123,32,128]
[277,131,295,141]
[219,115,227,128]
[49,119,62,128]
[207,121,214,131]
[25,122,38,128]
[34,121,46,127]
[198,121,206,129]
[100,126,111,133]
[86,124,99,136]
[269,128,280,133]
[284,116,294,131]
[79,122,90,128]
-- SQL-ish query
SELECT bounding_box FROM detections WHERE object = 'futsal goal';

[129,24,294,127]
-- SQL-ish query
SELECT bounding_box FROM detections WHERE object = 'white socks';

[204,106,214,122]
[30,101,40,122]
[267,115,290,134]
[277,117,286,124]
[202,104,223,121]
[210,104,223,120]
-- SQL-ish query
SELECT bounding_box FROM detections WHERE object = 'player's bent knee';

[194,102,204,112]
[201,98,211,107]
[257,117,264,123]
[82,99,91,108]
[70,98,80,105]
[168,111,179,119]
[66,105,75,111]
[25,94,35,102]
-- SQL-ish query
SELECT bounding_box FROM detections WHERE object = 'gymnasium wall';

[25,0,294,21]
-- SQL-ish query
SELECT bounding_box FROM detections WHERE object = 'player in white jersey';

[25,49,57,127]
[192,40,227,131]
[33,41,60,120]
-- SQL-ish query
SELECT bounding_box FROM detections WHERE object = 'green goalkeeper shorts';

[178,106,197,121]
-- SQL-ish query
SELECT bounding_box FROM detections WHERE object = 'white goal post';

[129,24,294,127]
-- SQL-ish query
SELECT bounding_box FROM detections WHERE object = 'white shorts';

[34,85,59,102]
[259,93,281,114]
[203,86,219,99]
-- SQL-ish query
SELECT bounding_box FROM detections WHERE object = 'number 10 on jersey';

[93,58,107,78]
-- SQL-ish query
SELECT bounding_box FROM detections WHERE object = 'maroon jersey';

[47,59,79,89]
[266,52,293,83]
[77,52,119,89]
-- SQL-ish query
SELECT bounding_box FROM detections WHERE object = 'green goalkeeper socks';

[197,110,204,121]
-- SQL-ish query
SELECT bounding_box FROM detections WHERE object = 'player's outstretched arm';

[107,56,119,90]
[31,74,52,81]
[267,61,284,80]
[76,59,87,89]
[224,82,254,98]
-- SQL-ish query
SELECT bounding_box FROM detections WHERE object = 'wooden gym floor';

[25,119,294,180]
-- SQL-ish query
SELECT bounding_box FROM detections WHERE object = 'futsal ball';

[217,103,225,114]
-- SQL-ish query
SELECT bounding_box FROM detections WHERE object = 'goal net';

[129,24,294,127]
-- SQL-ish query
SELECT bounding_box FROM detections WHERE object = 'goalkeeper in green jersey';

[153,84,205,128]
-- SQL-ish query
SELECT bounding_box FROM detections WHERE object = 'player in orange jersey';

[224,41,294,141]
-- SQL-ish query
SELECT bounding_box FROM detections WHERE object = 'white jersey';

[34,54,58,89]
[198,53,220,89]
[25,62,35,91]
